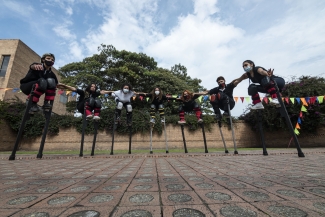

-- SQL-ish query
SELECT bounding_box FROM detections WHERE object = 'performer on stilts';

[140,87,174,153]
[204,76,240,153]
[234,60,285,109]
[177,90,205,124]
[20,53,58,114]
[56,83,112,120]
[110,83,137,154]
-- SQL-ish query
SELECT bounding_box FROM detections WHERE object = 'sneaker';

[178,120,186,124]
[150,118,156,124]
[43,101,52,110]
[197,118,203,123]
[250,102,264,110]
[86,115,93,120]
[29,102,39,114]
[270,98,279,105]
[93,116,100,121]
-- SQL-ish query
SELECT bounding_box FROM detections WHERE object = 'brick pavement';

[0,148,325,216]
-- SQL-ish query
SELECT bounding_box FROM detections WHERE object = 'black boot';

[43,101,52,111]
[29,102,39,114]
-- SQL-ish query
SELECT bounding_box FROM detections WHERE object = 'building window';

[60,92,68,104]
[0,55,10,77]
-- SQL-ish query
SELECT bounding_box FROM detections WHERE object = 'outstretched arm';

[100,90,114,95]
[232,73,248,86]
[193,91,208,96]
[56,83,77,91]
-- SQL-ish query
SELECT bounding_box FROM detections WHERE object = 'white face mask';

[155,91,160,95]
[123,89,129,93]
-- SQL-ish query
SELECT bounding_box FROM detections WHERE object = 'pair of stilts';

[178,102,238,154]
[149,118,169,154]
[9,85,54,160]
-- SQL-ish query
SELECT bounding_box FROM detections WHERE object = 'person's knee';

[248,84,258,96]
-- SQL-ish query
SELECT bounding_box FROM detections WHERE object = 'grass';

[0,148,285,155]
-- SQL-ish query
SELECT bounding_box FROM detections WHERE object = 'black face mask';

[44,60,54,66]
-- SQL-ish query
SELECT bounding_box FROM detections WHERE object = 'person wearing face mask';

[111,83,136,126]
[141,87,173,124]
[204,76,240,120]
[234,60,285,110]
[20,53,58,114]
[56,83,112,120]
[177,90,206,124]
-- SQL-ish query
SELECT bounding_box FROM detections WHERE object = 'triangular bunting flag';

[172,95,177,98]
[296,98,301,104]
[309,96,316,104]
[146,97,149,102]
[300,98,308,106]
[66,91,72,95]
[245,97,250,103]
[290,98,295,104]
[297,117,302,124]
[104,94,108,97]
[301,105,307,112]
[240,97,244,103]
[12,88,19,92]
[139,96,143,101]
[295,123,300,129]
[299,111,303,118]
[58,90,64,95]
[285,98,289,104]
[305,97,310,103]
[268,97,272,102]
[317,96,324,104]
[234,97,238,102]
[263,97,268,104]
[198,96,202,102]
[294,128,300,135]
[71,92,77,97]
[203,95,209,102]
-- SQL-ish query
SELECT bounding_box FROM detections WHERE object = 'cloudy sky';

[1,0,325,116]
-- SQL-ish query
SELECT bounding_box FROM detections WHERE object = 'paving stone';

[112,205,161,217]
[209,203,269,217]
[163,205,214,217]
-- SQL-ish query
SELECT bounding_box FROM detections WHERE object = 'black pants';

[210,93,235,115]
[20,81,37,95]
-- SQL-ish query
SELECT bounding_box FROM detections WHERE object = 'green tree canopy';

[59,44,203,94]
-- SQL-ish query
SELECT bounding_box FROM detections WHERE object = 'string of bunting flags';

[2,87,324,135]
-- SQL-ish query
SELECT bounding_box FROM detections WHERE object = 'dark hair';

[85,83,97,93]
[180,90,193,101]
[150,87,163,102]
[121,83,132,91]
[216,76,225,82]
[41,53,55,62]
[243,60,255,68]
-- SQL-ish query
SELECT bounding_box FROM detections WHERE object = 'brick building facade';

[0,39,68,114]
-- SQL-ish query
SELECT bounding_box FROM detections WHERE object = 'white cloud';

[0,0,34,17]
[53,21,76,40]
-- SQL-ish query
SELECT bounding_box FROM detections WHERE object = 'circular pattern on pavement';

[129,194,154,203]
[173,208,205,217]
[166,184,185,190]
[163,178,178,182]
[268,205,307,217]
[242,191,270,200]
[252,181,274,187]
[189,177,204,182]
[195,183,214,189]
[134,185,152,190]
[4,186,28,193]
[103,185,121,191]
[282,180,305,186]
[226,182,246,188]
[23,212,50,217]
[309,188,325,195]
[205,192,231,201]
[7,196,38,205]
[121,210,152,217]
[220,206,257,217]
[48,196,76,205]
[213,176,229,181]
[67,210,100,217]
[70,186,91,192]
[89,194,113,203]
[313,202,325,211]
[36,186,59,193]
[276,189,306,198]
[168,193,192,202]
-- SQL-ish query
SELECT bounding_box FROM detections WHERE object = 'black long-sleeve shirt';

[20,63,58,84]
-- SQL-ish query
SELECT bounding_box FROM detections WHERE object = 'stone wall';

[1,120,324,152]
